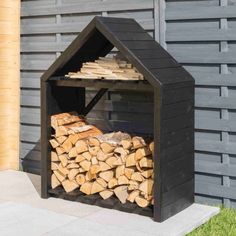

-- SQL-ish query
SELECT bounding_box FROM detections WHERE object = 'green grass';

[188,207,236,236]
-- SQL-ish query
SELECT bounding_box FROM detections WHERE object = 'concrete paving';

[0,170,219,236]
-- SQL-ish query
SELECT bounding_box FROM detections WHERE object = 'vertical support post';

[0,0,20,170]
[153,87,162,222]
[154,0,166,48]
[220,0,230,208]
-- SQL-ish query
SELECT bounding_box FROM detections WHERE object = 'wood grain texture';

[0,0,20,170]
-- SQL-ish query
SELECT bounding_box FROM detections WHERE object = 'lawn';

[188,207,236,236]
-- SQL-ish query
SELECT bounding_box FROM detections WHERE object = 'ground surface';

[188,207,236,236]
[0,170,219,236]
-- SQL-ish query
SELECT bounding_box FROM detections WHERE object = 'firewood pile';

[65,56,144,81]
[50,112,154,208]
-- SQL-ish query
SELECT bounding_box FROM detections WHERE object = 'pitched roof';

[42,16,194,87]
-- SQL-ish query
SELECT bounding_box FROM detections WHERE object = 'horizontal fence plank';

[195,139,236,155]
[21,0,154,17]
[166,29,236,42]
[195,160,236,178]
[170,50,236,64]
[195,181,236,200]
[21,19,154,35]
[166,6,236,20]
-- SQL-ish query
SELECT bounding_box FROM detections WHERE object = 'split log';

[105,156,117,168]
[91,157,98,165]
[88,137,100,147]
[75,140,88,154]
[135,196,149,208]
[100,142,115,153]
[53,170,66,182]
[80,182,92,195]
[128,180,139,191]
[96,178,108,188]
[80,160,91,171]
[58,164,69,176]
[118,175,129,185]
[61,139,72,153]
[90,164,100,174]
[99,170,114,182]
[56,135,67,144]
[67,134,79,145]
[127,190,140,203]
[149,141,154,156]
[99,190,114,200]
[67,163,80,169]
[108,178,118,189]
[115,165,125,179]
[51,151,59,162]
[125,153,136,167]
[131,172,144,182]
[58,154,68,167]
[132,136,146,149]
[89,146,100,156]
[75,155,85,163]
[49,139,59,148]
[91,181,105,194]
[76,174,86,185]
[85,171,96,181]
[124,168,135,180]
[82,152,92,161]
[55,146,65,156]
[114,186,128,204]
[121,139,132,149]
[68,169,80,181]
[62,179,79,193]
[99,161,111,172]
[139,179,154,195]
[51,173,61,189]
[135,147,151,161]
[139,157,153,168]
[140,169,153,179]
[68,147,77,158]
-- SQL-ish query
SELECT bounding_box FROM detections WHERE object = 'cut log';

[53,170,66,182]
[113,157,123,166]
[114,147,128,159]
[89,146,100,156]
[51,173,61,189]
[80,160,91,171]
[81,151,92,161]
[132,136,146,149]
[58,154,68,167]
[99,170,114,182]
[124,168,135,180]
[67,163,80,169]
[121,139,132,149]
[91,156,98,165]
[127,190,140,203]
[149,141,154,156]
[90,164,100,174]
[91,181,105,194]
[80,182,92,195]
[88,137,100,147]
[62,179,79,193]
[125,153,136,167]
[51,162,59,171]
[55,126,68,137]
[135,196,149,208]
[128,180,139,191]
[139,157,153,168]
[49,139,59,148]
[135,147,151,161]
[67,134,79,145]
[85,171,96,181]
[115,165,125,179]
[97,150,111,161]
[56,135,67,145]
[68,147,77,158]
[118,175,129,185]
[75,140,88,154]
[99,161,111,172]
[99,190,114,200]
[51,151,59,162]
[114,186,128,204]
[140,169,153,178]
[68,169,80,180]
[105,156,117,168]
[96,178,108,188]
[58,164,69,176]
[75,174,86,185]
[55,146,65,155]
[75,155,85,163]
[131,172,144,182]
[136,162,143,173]
[100,142,115,153]
[108,177,118,189]
[139,179,154,195]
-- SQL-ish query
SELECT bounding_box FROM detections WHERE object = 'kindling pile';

[50,112,154,208]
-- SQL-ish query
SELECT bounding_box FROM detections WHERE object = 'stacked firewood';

[50,112,154,208]
[65,57,144,81]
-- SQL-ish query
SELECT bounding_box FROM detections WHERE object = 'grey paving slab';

[0,170,220,236]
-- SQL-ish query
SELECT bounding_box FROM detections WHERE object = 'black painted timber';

[41,16,195,222]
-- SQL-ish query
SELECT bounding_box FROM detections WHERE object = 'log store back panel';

[21,0,236,208]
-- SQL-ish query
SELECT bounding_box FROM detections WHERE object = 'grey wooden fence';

[21,0,236,208]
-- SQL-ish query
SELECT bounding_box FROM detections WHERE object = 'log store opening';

[41,16,195,222]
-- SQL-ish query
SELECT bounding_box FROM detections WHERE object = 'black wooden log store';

[41,16,195,222]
